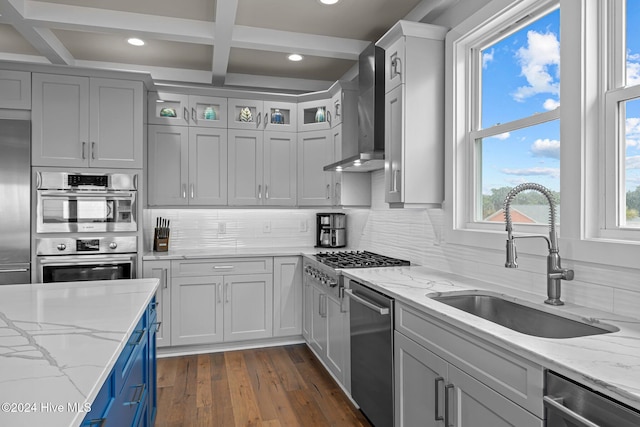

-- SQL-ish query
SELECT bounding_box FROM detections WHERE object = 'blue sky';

[480,9,560,195]
[480,3,640,196]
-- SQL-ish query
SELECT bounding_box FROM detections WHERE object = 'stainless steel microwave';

[36,171,138,233]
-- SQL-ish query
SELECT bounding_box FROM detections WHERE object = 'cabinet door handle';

[128,329,146,347]
[393,169,401,192]
[327,110,332,126]
[326,184,331,199]
[265,184,269,199]
[124,383,146,406]
[335,100,341,118]
[256,111,262,128]
[264,112,268,128]
[190,183,194,199]
[91,141,96,160]
[192,107,197,123]
[153,321,162,333]
[258,184,262,199]
[444,384,454,427]
[217,283,222,303]
[182,183,187,199]
[225,283,230,303]
[81,141,86,160]
[392,55,402,79]
[435,377,445,421]
[184,106,189,124]
[163,268,168,289]
[85,418,106,426]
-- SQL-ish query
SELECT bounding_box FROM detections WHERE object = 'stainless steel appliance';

[346,280,394,427]
[302,250,409,426]
[0,118,31,284]
[544,371,640,426]
[36,171,138,233]
[316,213,346,248]
[36,236,137,283]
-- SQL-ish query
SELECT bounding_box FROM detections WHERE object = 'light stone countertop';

[142,246,332,260]
[340,266,640,411]
[0,279,159,427]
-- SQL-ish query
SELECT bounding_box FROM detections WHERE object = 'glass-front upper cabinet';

[148,92,190,125]
[227,98,264,130]
[264,101,297,132]
[188,95,227,128]
[297,99,333,132]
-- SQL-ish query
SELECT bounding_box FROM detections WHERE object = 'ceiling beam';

[0,0,73,64]
[211,0,238,86]
[404,0,460,22]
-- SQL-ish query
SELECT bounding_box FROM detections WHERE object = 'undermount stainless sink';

[430,293,618,339]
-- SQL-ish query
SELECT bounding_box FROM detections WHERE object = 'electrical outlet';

[299,220,307,232]
[218,222,226,234]
[263,221,271,233]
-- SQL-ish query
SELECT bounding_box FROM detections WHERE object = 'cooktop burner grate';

[315,250,410,269]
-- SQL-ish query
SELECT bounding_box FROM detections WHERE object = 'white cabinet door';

[273,257,302,337]
[147,125,189,206]
[228,98,264,130]
[297,130,333,206]
[449,365,543,427]
[325,294,348,385]
[171,276,224,346]
[264,101,297,132]
[302,280,312,342]
[263,131,297,206]
[188,95,227,128]
[143,261,171,348]
[385,85,403,204]
[228,129,263,206]
[310,285,327,356]
[395,331,448,427]
[384,37,406,92]
[297,99,332,131]
[148,92,190,126]
[32,73,89,167]
[0,70,30,109]
[189,127,228,205]
[88,78,143,168]
[223,274,273,342]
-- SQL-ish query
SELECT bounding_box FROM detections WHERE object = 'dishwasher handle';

[344,288,389,315]
[544,396,600,427]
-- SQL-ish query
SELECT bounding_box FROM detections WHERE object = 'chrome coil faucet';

[503,183,573,305]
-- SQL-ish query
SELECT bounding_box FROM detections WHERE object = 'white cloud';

[626,155,640,170]
[530,138,560,159]
[512,31,560,102]
[543,98,560,110]
[626,117,640,139]
[482,49,495,69]
[628,52,640,86]
[490,132,511,140]
[627,138,640,148]
[501,167,560,178]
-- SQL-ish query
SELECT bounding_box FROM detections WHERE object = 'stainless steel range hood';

[324,43,385,172]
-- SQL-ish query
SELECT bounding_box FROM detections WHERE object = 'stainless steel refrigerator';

[0,118,30,284]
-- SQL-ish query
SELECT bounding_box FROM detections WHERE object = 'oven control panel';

[36,236,137,255]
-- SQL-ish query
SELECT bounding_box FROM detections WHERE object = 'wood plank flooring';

[155,344,372,427]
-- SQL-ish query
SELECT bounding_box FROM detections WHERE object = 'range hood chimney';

[324,43,385,172]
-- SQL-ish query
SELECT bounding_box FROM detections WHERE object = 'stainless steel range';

[303,250,410,427]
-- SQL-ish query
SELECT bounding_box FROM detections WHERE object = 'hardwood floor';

[155,344,372,427]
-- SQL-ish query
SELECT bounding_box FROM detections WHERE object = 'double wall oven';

[34,171,139,283]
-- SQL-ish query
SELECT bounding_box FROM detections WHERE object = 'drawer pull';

[128,329,146,346]
[153,321,162,333]
[544,396,600,427]
[213,265,234,270]
[124,383,146,406]
[435,377,445,421]
[86,418,106,426]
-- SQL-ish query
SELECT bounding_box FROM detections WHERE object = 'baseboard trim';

[157,336,305,358]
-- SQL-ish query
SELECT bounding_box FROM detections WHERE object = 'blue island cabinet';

[81,297,158,427]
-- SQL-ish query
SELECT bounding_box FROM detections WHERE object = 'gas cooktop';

[314,250,410,269]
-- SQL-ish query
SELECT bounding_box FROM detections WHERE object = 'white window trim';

[444,0,560,255]
[445,0,640,270]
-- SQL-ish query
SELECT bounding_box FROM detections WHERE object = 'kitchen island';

[0,278,159,427]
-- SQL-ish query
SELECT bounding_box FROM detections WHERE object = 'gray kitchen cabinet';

[297,98,333,132]
[148,92,227,128]
[228,98,265,130]
[32,73,143,168]
[171,275,224,346]
[264,100,298,132]
[169,257,274,346]
[273,257,302,337]
[305,278,349,388]
[228,129,296,206]
[302,277,312,342]
[148,125,227,206]
[0,70,30,109]
[297,129,334,206]
[377,21,447,207]
[142,260,172,347]
[395,302,544,426]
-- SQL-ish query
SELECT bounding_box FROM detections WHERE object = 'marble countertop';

[341,266,640,411]
[143,246,331,260]
[0,279,159,427]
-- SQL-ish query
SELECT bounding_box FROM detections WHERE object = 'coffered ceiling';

[0,0,455,92]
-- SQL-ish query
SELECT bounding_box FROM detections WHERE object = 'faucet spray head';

[505,238,518,268]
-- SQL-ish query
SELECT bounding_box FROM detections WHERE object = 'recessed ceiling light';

[127,38,145,47]
[288,54,303,62]
[318,0,340,4]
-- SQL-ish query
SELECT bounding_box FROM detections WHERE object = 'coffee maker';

[316,213,346,248]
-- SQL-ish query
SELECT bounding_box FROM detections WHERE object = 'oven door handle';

[37,254,136,266]
[543,396,600,427]
[38,191,135,198]
[344,289,389,315]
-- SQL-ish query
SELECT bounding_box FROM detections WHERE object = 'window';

[604,0,640,232]
[447,1,560,234]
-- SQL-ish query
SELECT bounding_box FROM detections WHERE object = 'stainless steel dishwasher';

[345,279,394,427]
[545,371,640,426]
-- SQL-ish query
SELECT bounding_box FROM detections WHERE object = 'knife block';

[153,228,170,252]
